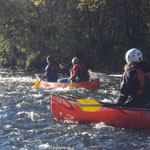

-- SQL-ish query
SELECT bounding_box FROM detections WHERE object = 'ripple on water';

[0,69,150,150]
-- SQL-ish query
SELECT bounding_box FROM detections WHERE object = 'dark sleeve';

[117,69,138,105]
[56,62,59,73]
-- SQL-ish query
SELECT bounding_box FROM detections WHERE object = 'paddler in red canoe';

[69,57,89,82]
[44,56,59,82]
[116,48,150,108]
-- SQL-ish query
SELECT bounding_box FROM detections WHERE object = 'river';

[0,68,150,150]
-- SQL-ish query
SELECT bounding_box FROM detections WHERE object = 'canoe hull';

[88,70,121,82]
[51,94,150,130]
[36,75,99,90]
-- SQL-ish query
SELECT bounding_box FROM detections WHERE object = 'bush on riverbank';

[0,0,150,73]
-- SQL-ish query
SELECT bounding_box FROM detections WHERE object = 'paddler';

[69,57,89,82]
[116,48,150,108]
[44,56,59,82]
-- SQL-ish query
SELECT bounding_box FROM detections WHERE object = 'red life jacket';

[77,63,89,80]
[71,63,89,81]
[135,68,150,95]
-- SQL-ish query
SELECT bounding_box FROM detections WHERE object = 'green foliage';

[77,0,105,11]
[31,0,45,7]
[0,0,150,72]
[25,51,42,70]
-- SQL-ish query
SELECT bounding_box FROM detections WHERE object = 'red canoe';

[51,93,150,130]
[35,75,100,90]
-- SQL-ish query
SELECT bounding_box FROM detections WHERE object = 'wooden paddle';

[77,99,103,112]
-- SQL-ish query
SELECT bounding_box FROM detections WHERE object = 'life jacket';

[135,68,150,96]
[77,63,89,81]
[49,62,58,75]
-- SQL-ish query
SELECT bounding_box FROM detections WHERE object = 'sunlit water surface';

[0,68,150,150]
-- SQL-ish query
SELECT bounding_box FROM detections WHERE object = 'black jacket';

[117,61,150,108]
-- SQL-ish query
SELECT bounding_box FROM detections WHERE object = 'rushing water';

[0,68,150,150]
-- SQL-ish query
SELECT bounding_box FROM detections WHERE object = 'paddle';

[69,79,75,90]
[33,75,44,88]
[68,69,75,90]
[77,99,103,112]
[33,80,41,88]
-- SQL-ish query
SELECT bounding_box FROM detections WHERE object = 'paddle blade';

[33,81,41,88]
[77,99,102,112]
[69,83,75,90]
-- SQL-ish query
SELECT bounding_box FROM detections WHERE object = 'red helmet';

[47,56,54,61]
[47,56,52,60]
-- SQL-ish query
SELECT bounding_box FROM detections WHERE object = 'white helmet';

[72,57,79,64]
[125,48,143,63]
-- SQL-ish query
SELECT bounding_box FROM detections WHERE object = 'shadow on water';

[0,68,150,150]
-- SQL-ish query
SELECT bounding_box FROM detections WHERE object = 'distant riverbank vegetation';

[0,0,150,74]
